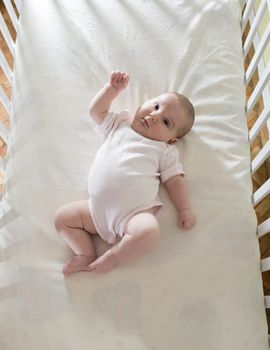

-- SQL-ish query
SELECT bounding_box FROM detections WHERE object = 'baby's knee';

[54,206,69,232]
[125,212,160,250]
[139,226,160,250]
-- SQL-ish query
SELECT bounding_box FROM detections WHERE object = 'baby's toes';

[63,255,96,275]
[88,250,116,274]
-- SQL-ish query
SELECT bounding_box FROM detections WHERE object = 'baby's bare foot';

[88,250,116,274]
[63,255,96,275]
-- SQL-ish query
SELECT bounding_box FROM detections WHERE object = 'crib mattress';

[0,0,269,349]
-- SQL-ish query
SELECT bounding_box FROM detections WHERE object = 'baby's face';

[131,93,187,144]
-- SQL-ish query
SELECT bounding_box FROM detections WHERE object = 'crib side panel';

[0,0,20,191]
[242,0,270,341]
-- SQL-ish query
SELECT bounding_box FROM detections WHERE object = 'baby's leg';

[88,210,160,274]
[54,200,98,275]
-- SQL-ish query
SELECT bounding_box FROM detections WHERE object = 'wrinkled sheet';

[0,0,269,349]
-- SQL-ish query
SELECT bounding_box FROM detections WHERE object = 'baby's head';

[131,92,195,144]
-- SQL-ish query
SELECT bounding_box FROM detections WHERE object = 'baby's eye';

[163,117,170,127]
[154,103,159,110]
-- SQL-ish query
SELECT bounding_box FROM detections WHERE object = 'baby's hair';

[169,92,195,138]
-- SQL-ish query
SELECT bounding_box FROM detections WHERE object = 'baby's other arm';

[89,70,129,125]
[164,175,196,230]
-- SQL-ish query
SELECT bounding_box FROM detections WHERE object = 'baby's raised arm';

[89,70,129,125]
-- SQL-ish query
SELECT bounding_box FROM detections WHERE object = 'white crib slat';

[13,0,22,14]
[0,11,14,57]
[245,22,270,85]
[0,120,8,144]
[257,218,270,237]
[0,157,5,172]
[261,256,270,272]
[242,0,256,33]
[264,296,270,309]
[0,85,10,114]
[3,0,18,32]
[246,63,270,117]
[0,48,12,85]
[249,108,270,144]
[253,178,270,206]
[251,140,270,174]
[243,0,267,59]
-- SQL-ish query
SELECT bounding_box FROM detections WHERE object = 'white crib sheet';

[1,0,269,349]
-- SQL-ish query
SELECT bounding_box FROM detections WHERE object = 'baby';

[55,70,196,275]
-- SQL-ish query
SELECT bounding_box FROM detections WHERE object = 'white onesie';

[88,110,184,244]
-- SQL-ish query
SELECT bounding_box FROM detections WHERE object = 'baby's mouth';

[141,116,149,128]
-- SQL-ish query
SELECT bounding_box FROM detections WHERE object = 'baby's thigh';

[55,200,98,235]
[124,210,160,246]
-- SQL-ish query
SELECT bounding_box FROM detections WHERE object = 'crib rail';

[241,0,270,327]
[242,1,270,219]
[0,0,20,181]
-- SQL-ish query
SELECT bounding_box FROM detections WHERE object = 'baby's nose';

[151,116,157,123]
[147,114,157,123]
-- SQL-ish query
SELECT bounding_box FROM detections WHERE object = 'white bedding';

[1,0,269,349]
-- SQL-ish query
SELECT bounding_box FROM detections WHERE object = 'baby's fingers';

[111,70,128,81]
[178,214,196,230]
[110,70,119,81]
[121,73,129,87]
[110,70,129,91]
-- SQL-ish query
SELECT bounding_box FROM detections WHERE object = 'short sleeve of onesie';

[160,146,185,183]
[91,108,184,183]
[94,110,130,138]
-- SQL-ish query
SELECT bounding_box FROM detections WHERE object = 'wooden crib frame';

[240,0,270,338]
[0,0,270,339]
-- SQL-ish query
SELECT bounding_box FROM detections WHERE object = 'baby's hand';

[178,209,196,230]
[110,70,129,92]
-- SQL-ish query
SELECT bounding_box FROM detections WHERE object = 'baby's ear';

[168,137,179,145]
